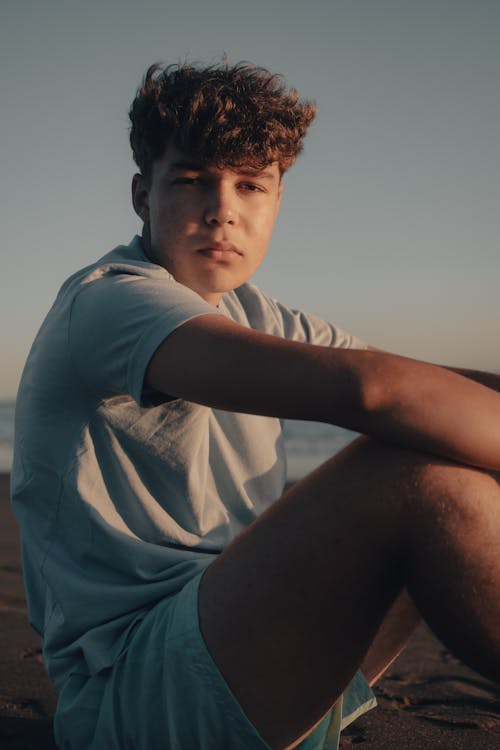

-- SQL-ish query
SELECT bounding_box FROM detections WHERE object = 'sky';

[1,0,499,398]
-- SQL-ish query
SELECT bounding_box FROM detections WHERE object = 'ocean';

[0,401,358,481]
[0,402,14,474]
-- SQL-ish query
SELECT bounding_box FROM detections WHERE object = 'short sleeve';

[68,269,219,403]
[268,298,366,349]
[229,283,366,349]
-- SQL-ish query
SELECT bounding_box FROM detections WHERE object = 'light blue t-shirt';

[12,236,367,692]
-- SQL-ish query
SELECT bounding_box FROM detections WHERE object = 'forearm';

[447,367,500,393]
[147,315,500,472]
[353,355,500,471]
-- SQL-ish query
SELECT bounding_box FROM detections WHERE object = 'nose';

[203,183,238,226]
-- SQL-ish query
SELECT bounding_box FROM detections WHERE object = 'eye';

[239,182,264,193]
[173,176,202,186]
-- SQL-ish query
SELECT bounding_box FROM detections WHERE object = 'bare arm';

[447,367,500,393]
[369,346,500,393]
[146,314,500,471]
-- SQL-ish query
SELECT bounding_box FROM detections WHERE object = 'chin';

[199,275,244,297]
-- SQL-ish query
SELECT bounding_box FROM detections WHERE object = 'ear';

[131,173,150,223]
[275,181,284,216]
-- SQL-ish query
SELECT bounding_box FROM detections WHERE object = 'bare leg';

[199,438,500,749]
[361,589,420,686]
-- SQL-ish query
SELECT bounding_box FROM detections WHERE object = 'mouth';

[197,242,242,260]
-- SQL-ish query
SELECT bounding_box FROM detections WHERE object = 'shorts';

[54,571,376,750]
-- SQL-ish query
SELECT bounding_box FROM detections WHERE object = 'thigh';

[198,438,440,749]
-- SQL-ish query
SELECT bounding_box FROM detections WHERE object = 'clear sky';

[2,0,499,398]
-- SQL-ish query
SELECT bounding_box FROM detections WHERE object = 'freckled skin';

[132,144,283,306]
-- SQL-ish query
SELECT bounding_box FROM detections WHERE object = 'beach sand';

[1,473,499,749]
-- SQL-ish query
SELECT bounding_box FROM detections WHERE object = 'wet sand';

[1,474,499,748]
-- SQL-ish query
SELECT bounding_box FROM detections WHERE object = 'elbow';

[353,354,396,421]
[359,377,388,415]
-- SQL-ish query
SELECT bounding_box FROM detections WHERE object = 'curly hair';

[129,60,317,182]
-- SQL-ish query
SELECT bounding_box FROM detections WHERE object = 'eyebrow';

[168,160,206,173]
[167,160,277,180]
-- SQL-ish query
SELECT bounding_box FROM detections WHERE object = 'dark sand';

[1,473,499,749]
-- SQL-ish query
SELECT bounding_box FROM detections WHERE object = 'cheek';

[254,211,278,246]
[152,203,193,240]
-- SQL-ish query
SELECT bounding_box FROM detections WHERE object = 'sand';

[1,473,499,749]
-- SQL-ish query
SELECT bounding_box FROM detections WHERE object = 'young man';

[12,61,500,750]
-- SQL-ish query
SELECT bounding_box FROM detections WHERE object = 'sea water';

[0,402,14,474]
[280,420,358,480]
[0,401,357,480]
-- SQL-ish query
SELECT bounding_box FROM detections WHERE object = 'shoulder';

[222,283,366,349]
[221,282,284,334]
[57,236,214,324]
[59,236,172,296]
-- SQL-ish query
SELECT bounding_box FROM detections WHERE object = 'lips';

[198,242,242,259]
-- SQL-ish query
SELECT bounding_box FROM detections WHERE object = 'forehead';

[154,144,280,182]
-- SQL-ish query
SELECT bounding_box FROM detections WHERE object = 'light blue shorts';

[54,571,376,750]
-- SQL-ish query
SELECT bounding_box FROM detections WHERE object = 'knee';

[413,458,498,511]
[383,454,500,565]
[352,435,497,495]
[338,437,499,528]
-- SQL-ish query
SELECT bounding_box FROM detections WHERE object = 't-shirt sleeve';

[234,284,366,349]
[270,299,366,348]
[68,269,219,403]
